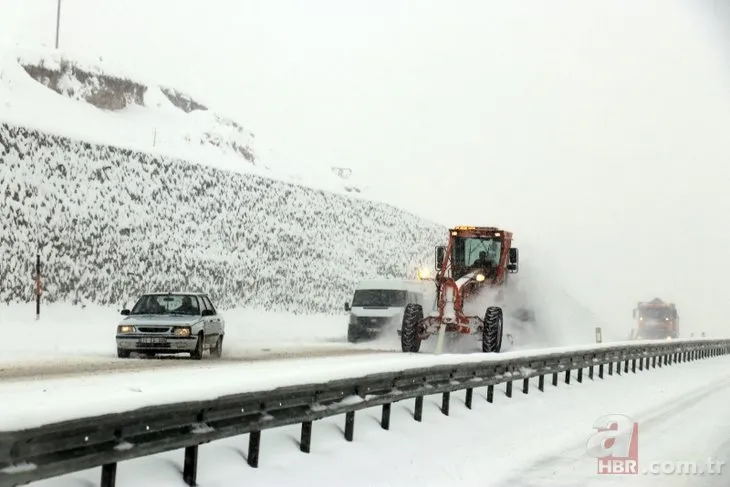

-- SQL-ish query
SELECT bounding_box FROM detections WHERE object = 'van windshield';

[352,289,407,308]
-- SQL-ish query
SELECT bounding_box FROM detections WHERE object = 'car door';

[197,296,214,344]
[203,296,223,337]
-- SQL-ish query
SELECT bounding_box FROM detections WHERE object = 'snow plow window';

[130,294,201,316]
[351,289,407,308]
[453,237,502,268]
[639,308,673,320]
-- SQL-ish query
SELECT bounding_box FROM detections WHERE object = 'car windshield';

[351,289,407,308]
[130,294,202,316]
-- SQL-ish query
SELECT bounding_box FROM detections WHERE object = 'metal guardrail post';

[465,388,474,408]
[100,463,116,487]
[247,431,261,467]
[344,412,355,441]
[300,422,313,453]
[183,446,198,485]
[381,404,391,429]
[414,396,424,420]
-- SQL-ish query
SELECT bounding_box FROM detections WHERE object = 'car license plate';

[139,337,167,344]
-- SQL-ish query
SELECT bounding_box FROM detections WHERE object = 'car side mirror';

[201,309,214,317]
[344,302,351,312]
[121,309,130,316]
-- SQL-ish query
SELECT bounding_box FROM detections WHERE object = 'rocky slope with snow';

[0,123,444,312]
[0,47,368,197]
[17,49,257,164]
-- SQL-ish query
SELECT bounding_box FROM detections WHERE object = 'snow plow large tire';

[482,306,504,353]
[401,303,423,353]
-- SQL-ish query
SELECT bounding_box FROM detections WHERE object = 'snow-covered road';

[15,350,730,487]
[496,365,730,486]
[0,303,396,380]
[0,345,394,381]
[0,301,601,381]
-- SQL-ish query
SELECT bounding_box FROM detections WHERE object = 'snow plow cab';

[632,298,679,340]
[399,226,519,353]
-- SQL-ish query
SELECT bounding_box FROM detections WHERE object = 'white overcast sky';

[2,0,730,329]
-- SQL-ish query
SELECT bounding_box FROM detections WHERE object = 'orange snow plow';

[398,226,521,353]
[631,298,679,340]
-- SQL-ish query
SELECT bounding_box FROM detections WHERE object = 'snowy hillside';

[0,45,445,312]
[0,47,368,196]
[0,123,444,312]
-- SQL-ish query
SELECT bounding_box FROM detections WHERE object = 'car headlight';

[118,325,134,333]
[475,273,486,282]
[174,327,191,337]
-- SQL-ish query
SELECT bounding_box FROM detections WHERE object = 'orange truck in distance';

[631,298,679,340]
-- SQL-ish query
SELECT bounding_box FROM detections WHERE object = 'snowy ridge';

[3,47,255,162]
[0,122,444,311]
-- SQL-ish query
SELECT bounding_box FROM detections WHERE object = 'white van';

[344,279,435,342]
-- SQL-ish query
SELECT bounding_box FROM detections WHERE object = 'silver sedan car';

[116,292,225,359]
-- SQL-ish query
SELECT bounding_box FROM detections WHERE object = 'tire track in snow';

[0,346,397,382]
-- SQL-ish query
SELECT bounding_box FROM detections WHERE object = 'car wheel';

[117,348,131,359]
[190,333,204,360]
